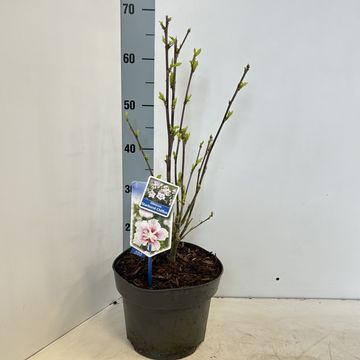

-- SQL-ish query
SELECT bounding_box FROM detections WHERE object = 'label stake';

[148,244,153,287]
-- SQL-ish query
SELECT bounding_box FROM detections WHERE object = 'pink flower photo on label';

[133,219,169,251]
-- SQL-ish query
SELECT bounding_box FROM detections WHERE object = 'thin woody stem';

[174,68,195,188]
[164,16,172,182]
[178,28,191,53]
[181,136,212,226]
[172,32,193,185]
[181,65,250,229]
[185,142,203,195]
[199,65,250,184]
[180,139,186,200]
[181,212,213,239]
[125,114,154,176]
[170,38,178,129]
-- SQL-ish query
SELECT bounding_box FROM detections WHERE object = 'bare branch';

[181,212,213,239]
[125,113,153,176]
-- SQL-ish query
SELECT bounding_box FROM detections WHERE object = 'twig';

[181,136,212,227]
[199,64,250,184]
[178,28,191,53]
[185,141,203,195]
[125,113,153,176]
[174,54,197,184]
[163,16,172,182]
[181,65,250,227]
[181,212,213,239]
[170,37,178,128]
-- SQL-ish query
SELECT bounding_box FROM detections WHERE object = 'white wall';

[155,0,360,298]
[0,1,121,359]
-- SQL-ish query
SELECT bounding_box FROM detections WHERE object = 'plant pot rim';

[113,241,223,293]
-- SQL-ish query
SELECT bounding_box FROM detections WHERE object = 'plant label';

[139,176,179,218]
[130,247,146,258]
[130,181,173,257]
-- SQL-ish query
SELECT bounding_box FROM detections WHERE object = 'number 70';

[123,3,135,14]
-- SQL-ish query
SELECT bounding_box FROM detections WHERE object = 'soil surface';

[114,242,222,289]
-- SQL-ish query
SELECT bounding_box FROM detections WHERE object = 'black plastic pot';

[112,242,223,360]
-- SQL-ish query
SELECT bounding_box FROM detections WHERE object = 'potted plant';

[113,16,250,360]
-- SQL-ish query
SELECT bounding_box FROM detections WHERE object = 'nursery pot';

[112,242,223,360]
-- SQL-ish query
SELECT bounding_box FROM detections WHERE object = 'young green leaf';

[194,48,202,56]
[158,92,166,103]
[171,62,182,68]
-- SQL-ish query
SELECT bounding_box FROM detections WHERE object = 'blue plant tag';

[139,176,179,218]
[130,247,146,258]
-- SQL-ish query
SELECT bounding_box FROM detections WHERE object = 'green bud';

[225,110,234,121]
[125,112,129,121]
[158,92,166,103]
[177,172,183,185]
[134,130,140,137]
[172,98,177,109]
[190,59,198,72]
[191,158,202,171]
[185,94,192,104]
[194,48,202,56]
[156,174,162,179]
[170,125,179,136]
[181,128,190,143]
[238,81,248,90]
[170,72,175,87]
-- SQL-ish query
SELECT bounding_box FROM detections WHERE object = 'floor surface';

[29,298,360,359]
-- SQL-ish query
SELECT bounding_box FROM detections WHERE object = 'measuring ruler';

[121,0,155,250]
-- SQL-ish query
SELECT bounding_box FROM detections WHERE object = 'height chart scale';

[121,0,155,250]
